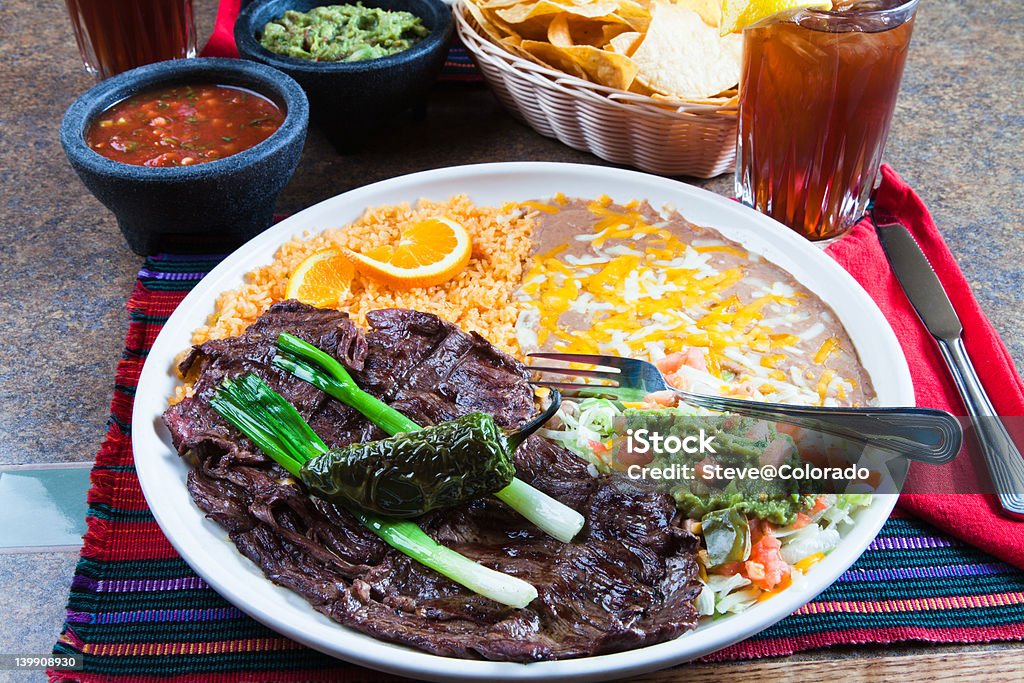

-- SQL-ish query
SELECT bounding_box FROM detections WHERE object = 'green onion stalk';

[273,333,586,543]
[210,374,538,609]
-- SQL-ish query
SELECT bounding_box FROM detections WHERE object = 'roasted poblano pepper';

[300,412,516,517]
[268,332,584,543]
[702,507,751,567]
[209,373,540,608]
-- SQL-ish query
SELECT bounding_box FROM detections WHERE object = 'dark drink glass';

[735,0,918,242]
[64,0,197,80]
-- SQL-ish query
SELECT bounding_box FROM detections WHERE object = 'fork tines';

[527,353,622,389]
[527,352,623,370]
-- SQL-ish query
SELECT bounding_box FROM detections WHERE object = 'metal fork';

[528,352,963,465]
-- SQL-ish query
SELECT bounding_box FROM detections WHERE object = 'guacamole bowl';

[60,58,308,255]
[235,0,454,152]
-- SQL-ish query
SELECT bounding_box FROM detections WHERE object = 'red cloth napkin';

[826,164,1024,569]
[200,0,241,58]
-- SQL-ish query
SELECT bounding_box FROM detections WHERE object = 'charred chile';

[300,412,516,517]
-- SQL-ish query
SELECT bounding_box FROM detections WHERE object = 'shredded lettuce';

[702,573,754,615]
[704,493,874,616]
[545,400,877,619]
[695,583,716,616]
[716,586,760,614]
[549,398,623,467]
[780,525,841,565]
[820,492,874,527]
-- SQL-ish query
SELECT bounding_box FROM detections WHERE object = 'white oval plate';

[133,162,909,682]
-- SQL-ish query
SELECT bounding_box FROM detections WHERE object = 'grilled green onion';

[210,374,538,608]
[273,333,586,542]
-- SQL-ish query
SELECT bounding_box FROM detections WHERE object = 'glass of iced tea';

[735,0,919,242]
[64,0,197,80]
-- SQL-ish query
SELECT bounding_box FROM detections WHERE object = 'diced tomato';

[695,457,718,482]
[656,352,687,375]
[810,496,830,514]
[744,560,766,581]
[744,420,770,442]
[775,422,802,438]
[666,370,689,391]
[588,439,610,454]
[760,437,793,467]
[656,348,708,377]
[801,447,829,468]
[747,532,790,591]
[791,513,812,529]
[643,390,678,408]
[616,442,653,467]
[862,469,883,488]
[823,446,849,469]
[732,382,756,398]
[683,347,708,373]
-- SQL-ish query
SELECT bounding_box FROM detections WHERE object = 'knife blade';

[877,222,1024,518]
[876,224,962,340]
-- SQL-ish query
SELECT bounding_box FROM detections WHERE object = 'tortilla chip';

[673,0,722,27]
[567,18,621,46]
[496,0,622,25]
[651,91,740,108]
[519,40,590,78]
[521,40,639,90]
[631,3,742,99]
[599,22,632,42]
[464,0,512,44]
[606,30,643,56]
[467,0,739,104]
[609,0,654,31]
[547,14,574,47]
[479,0,540,8]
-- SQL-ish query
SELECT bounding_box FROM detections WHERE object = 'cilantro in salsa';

[259,3,430,62]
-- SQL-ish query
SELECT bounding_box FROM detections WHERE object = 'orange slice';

[344,216,472,289]
[285,249,355,308]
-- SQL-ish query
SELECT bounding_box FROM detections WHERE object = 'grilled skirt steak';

[163,301,702,661]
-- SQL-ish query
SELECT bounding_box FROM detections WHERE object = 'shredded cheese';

[814,336,842,364]
[517,200,865,407]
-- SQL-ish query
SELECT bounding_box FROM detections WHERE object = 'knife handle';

[937,336,1024,518]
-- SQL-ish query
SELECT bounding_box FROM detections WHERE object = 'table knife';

[877,222,1024,519]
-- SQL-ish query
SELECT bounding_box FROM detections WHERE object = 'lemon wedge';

[720,0,833,34]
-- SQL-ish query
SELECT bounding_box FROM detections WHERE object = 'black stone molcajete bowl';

[60,58,308,255]
[235,0,454,152]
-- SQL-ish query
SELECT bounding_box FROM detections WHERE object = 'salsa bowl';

[60,57,308,255]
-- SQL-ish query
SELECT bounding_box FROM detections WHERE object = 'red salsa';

[86,84,285,167]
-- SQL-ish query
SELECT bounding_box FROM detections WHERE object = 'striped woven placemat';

[50,255,1024,681]
[439,43,483,83]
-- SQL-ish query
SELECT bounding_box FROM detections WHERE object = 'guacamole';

[259,4,430,63]
[622,410,819,525]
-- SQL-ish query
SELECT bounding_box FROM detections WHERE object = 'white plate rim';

[132,162,909,682]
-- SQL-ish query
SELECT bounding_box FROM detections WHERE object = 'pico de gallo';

[541,350,876,617]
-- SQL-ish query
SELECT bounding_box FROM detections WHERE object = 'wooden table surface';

[1,0,1021,681]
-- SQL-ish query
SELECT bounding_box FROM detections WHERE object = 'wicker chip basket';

[454,1,739,178]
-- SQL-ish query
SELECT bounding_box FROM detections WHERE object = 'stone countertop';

[0,0,1021,676]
